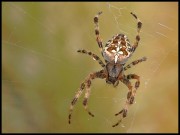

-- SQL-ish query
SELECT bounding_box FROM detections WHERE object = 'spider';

[68,11,147,127]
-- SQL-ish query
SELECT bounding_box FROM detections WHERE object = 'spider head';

[106,76,117,85]
[105,63,123,85]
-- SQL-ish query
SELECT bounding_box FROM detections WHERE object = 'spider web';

[2,2,178,133]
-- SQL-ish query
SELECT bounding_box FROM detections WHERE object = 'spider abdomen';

[103,34,132,64]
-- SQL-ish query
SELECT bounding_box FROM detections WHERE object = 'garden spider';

[68,11,147,127]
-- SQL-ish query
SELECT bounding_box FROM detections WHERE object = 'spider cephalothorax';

[105,63,123,86]
[68,11,147,127]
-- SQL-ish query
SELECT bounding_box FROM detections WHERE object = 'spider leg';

[114,76,133,116]
[127,74,140,90]
[124,57,147,71]
[112,74,140,127]
[69,83,85,124]
[77,49,105,68]
[112,76,132,127]
[94,11,103,52]
[83,79,94,117]
[69,70,106,124]
[83,70,106,117]
[130,12,142,53]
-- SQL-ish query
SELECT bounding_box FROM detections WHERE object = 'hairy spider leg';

[68,83,85,124]
[83,70,106,117]
[68,70,106,124]
[112,74,140,127]
[130,12,142,53]
[124,57,147,71]
[77,49,105,68]
[94,11,103,52]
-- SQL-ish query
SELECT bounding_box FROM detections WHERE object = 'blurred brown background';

[2,2,178,133]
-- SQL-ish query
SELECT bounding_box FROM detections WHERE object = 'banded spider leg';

[112,74,140,127]
[68,70,106,124]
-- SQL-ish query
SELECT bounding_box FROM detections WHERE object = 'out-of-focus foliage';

[2,2,178,133]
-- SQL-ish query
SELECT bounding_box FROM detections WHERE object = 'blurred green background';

[2,2,178,133]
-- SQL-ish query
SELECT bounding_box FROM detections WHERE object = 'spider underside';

[68,11,147,127]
